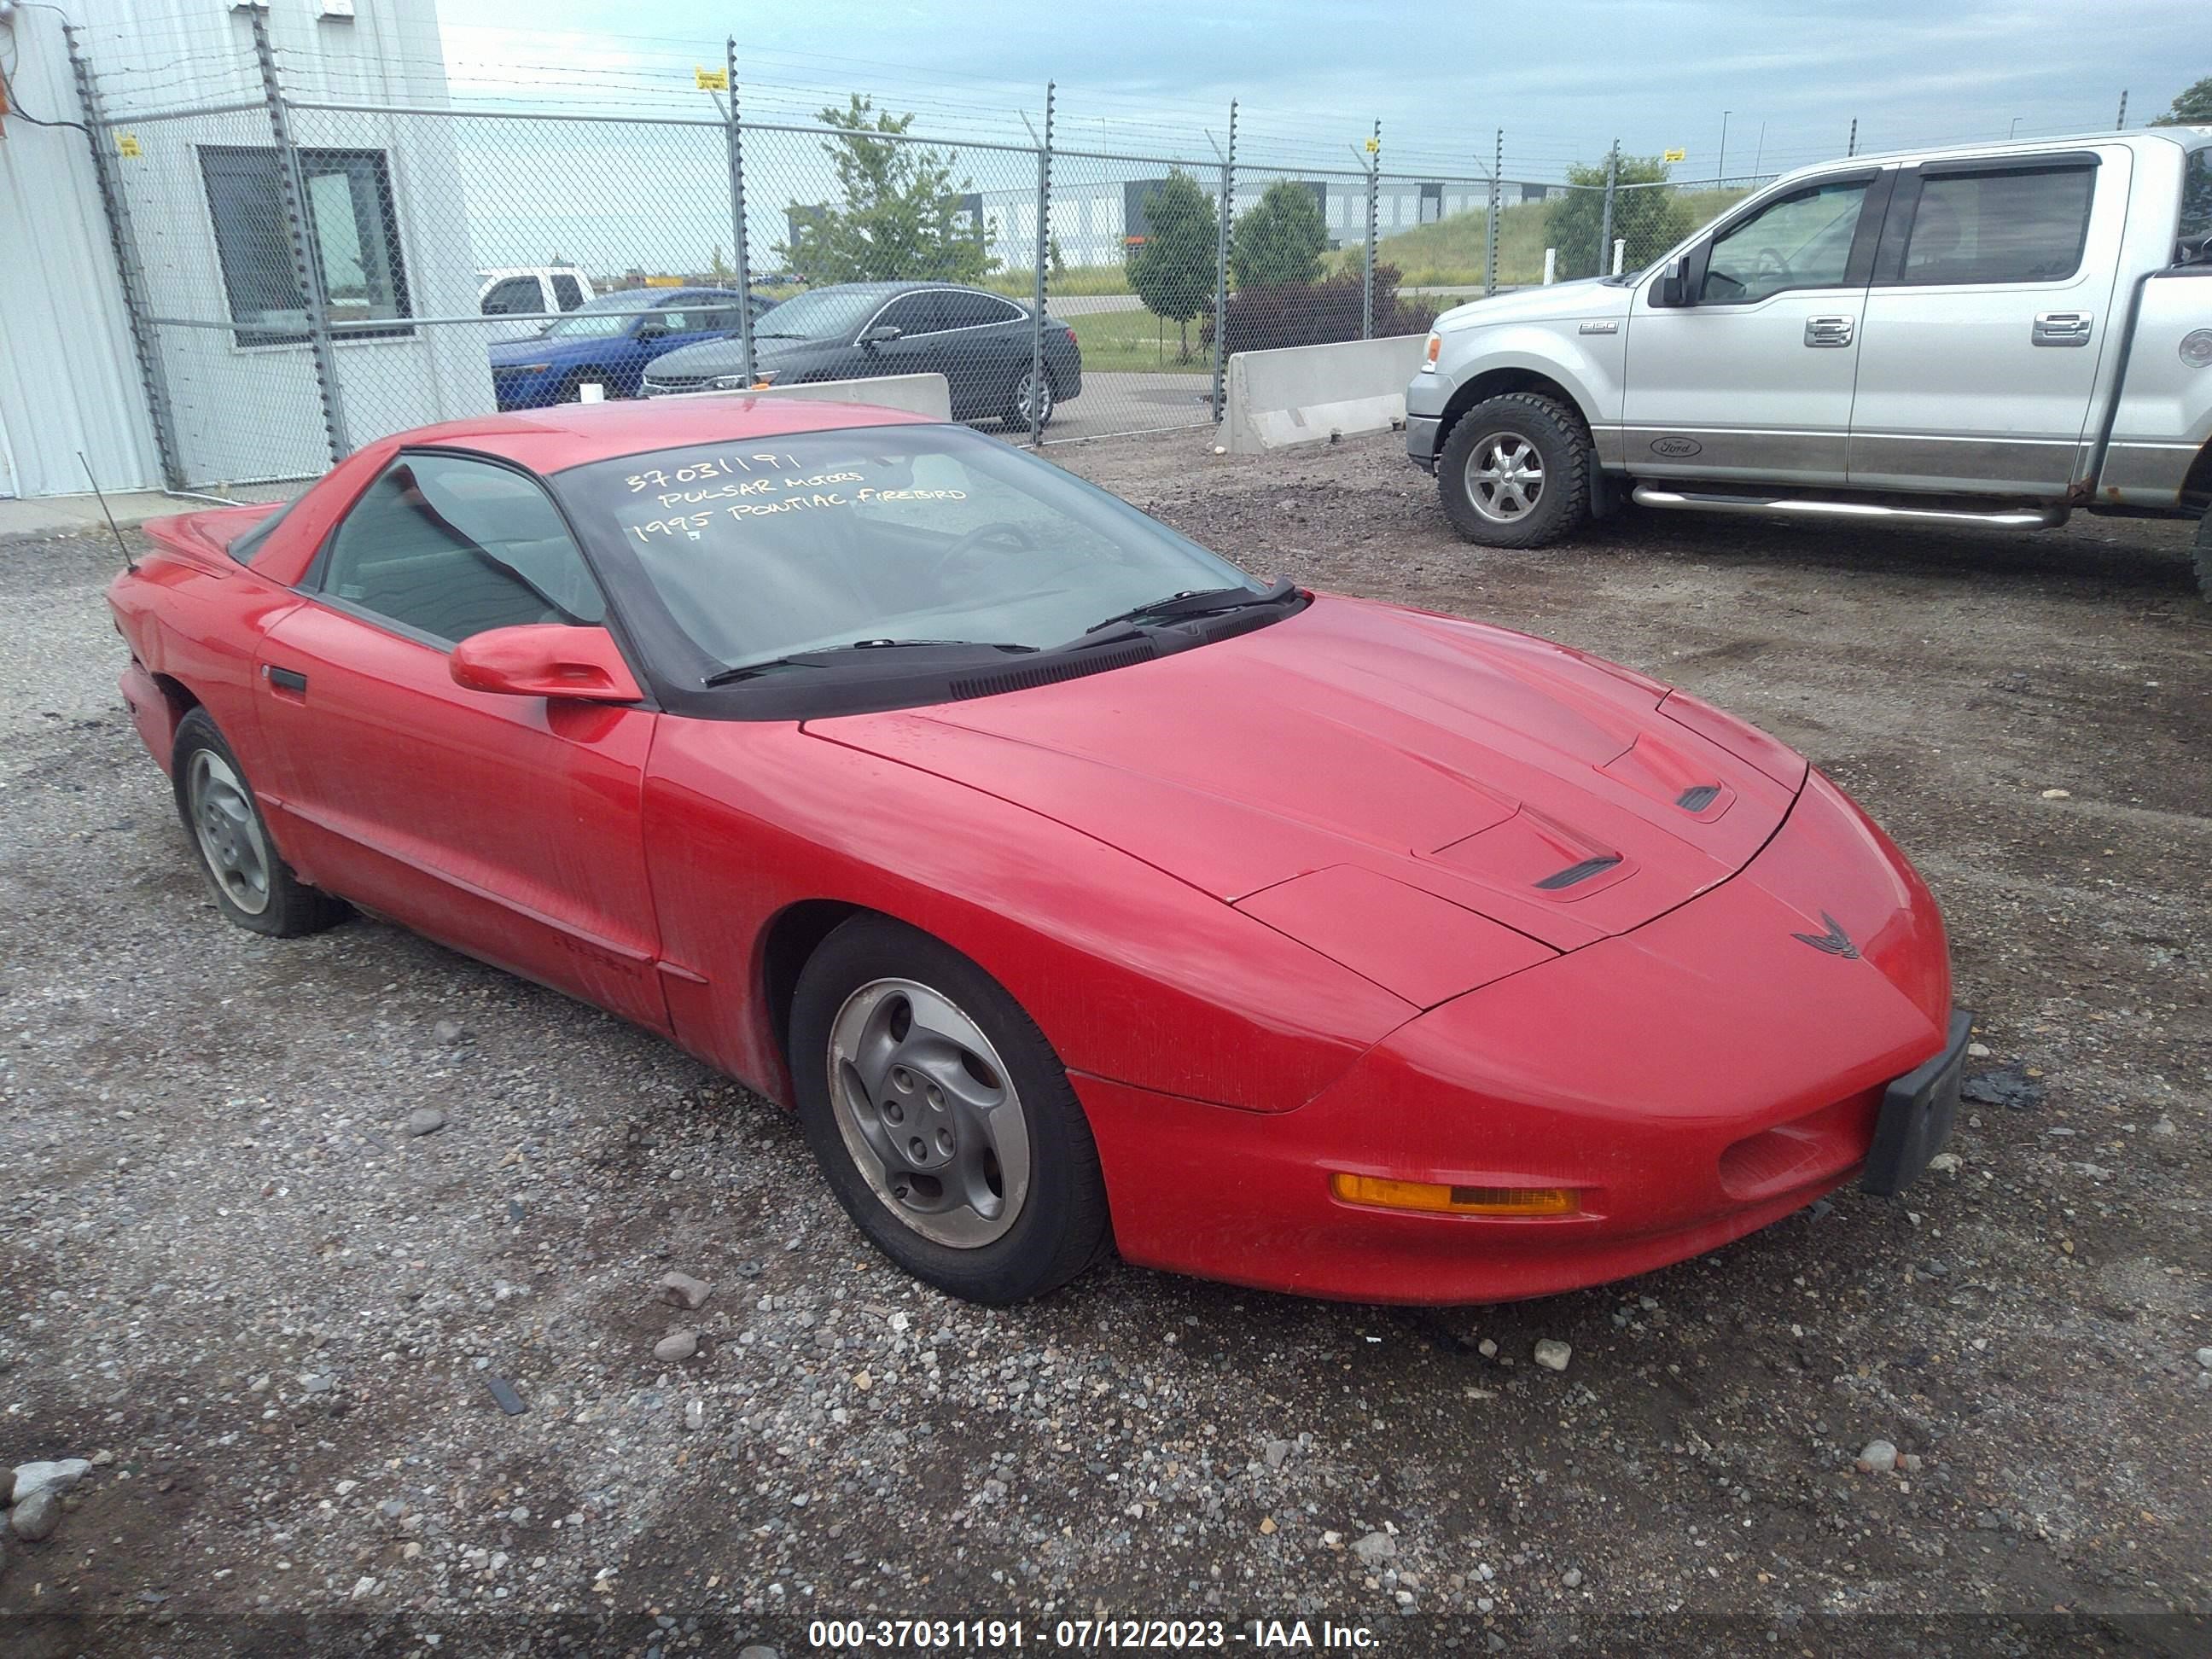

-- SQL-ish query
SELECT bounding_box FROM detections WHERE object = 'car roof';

[394,396,941,474]
[1773,127,2205,184]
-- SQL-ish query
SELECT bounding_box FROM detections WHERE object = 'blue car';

[487,288,765,410]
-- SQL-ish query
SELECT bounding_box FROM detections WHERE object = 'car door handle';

[265,665,309,696]
[2032,311,2093,346]
[1803,315,1854,347]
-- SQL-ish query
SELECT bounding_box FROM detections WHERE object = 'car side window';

[694,305,743,333]
[939,291,1020,330]
[480,276,541,316]
[1702,178,1870,304]
[1898,166,2095,285]
[318,452,607,646]
[876,293,942,336]
[550,273,585,310]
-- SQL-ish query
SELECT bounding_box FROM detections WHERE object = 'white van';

[475,266,596,339]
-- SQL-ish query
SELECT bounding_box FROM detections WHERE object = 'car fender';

[1437,330,1621,438]
[640,715,1417,1115]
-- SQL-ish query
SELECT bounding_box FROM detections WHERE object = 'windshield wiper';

[702,638,1036,688]
[1082,577,1298,635]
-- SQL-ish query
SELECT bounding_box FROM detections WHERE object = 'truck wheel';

[2195,511,2212,603]
[1437,393,1592,549]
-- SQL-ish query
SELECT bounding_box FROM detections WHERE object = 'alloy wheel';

[186,748,271,916]
[826,977,1033,1249]
[1463,430,1545,524]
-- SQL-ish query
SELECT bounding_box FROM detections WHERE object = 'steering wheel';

[1754,247,1791,284]
[927,520,1035,585]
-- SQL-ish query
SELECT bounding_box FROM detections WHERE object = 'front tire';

[789,915,1109,1304]
[1437,392,1592,549]
[172,708,346,938]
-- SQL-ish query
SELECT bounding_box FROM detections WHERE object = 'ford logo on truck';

[1650,435,1703,458]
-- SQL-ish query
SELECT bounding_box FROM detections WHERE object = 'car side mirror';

[1651,254,1693,308]
[451,625,643,703]
[859,324,902,346]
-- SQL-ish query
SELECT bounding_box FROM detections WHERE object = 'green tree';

[1546,154,1696,278]
[1125,169,1217,361]
[776,95,996,284]
[2149,76,2212,125]
[707,243,731,281]
[1231,180,1328,288]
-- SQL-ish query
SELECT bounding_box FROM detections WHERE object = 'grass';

[1061,305,1211,375]
[983,265,1134,299]
[1320,188,1752,288]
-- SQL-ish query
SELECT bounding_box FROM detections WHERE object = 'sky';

[426,0,2209,183]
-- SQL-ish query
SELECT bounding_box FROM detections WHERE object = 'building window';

[200,145,412,346]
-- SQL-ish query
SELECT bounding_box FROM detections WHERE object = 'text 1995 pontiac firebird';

[108,396,1967,1306]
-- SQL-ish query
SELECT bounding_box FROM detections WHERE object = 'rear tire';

[1004,368,1055,434]
[789,915,1109,1304]
[1437,392,1592,549]
[172,708,346,938]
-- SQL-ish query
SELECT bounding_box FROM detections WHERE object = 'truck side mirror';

[1651,255,1692,308]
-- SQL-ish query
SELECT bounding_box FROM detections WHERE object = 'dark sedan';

[640,282,1082,430]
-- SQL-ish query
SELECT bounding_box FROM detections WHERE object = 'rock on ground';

[10,1459,90,1503]
[1534,1338,1572,1372]
[9,1489,60,1543]
[657,1271,713,1310]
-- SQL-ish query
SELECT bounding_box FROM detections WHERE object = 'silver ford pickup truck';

[1406,130,2212,596]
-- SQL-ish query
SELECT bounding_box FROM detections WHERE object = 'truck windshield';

[2180,147,2211,265]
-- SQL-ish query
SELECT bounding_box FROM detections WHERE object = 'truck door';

[1622,170,1888,486]
[1847,148,2130,496]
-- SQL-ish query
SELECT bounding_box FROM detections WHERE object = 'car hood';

[1435,277,1633,332]
[648,335,842,378]
[807,596,1807,998]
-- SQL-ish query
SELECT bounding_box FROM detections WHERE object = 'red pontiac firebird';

[108,398,1968,1307]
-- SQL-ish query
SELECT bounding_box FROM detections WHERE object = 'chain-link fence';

[68,14,1784,496]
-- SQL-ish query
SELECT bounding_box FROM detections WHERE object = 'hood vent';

[1676,784,1722,812]
[1534,853,1623,891]
[950,642,1156,702]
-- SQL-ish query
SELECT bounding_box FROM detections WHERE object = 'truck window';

[1702,178,1870,304]
[2180,148,2210,265]
[552,273,585,310]
[1899,166,2093,285]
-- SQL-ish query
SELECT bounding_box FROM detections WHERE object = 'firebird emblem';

[1791,913,1860,959]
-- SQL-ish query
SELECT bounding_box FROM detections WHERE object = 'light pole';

[2008,116,2022,139]
[1718,109,1730,183]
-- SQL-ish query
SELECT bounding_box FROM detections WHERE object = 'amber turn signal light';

[1330,1173,1578,1216]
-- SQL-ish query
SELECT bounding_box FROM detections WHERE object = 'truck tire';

[2196,511,2212,603]
[1437,393,1592,549]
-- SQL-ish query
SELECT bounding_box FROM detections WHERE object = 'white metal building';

[0,0,482,498]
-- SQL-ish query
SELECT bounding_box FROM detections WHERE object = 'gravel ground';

[1,430,2207,1658]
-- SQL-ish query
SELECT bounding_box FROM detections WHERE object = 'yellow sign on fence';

[1662,147,1686,162]
[695,67,728,91]
[117,133,143,158]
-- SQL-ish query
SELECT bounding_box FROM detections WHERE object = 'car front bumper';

[1405,415,1442,471]
[1076,770,1959,1304]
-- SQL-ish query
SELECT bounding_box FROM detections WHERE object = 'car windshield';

[553,424,1266,678]
[542,292,654,339]
[750,287,887,341]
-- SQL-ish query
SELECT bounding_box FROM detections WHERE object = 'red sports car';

[108,398,1967,1306]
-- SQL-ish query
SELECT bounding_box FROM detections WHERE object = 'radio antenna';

[78,451,136,573]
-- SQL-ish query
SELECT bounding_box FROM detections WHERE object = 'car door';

[480,274,545,342]
[935,289,1029,422]
[860,290,950,391]
[1847,148,2127,495]
[1622,170,1889,485]
[252,450,672,1033]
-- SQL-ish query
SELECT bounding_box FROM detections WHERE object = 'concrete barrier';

[1223,335,1429,454]
[671,371,952,421]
